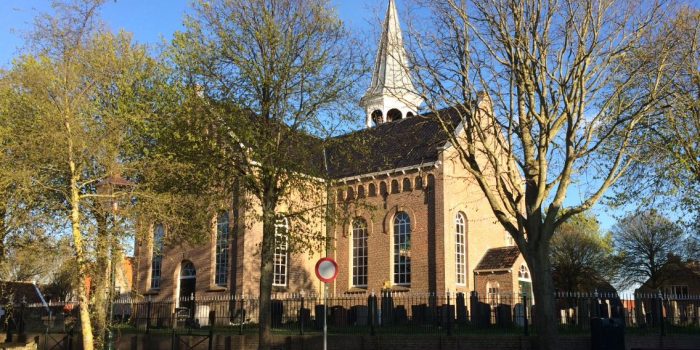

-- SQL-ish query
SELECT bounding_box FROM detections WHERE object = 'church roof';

[475,246,521,272]
[324,107,463,179]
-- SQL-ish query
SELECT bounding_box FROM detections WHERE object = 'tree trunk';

[257,196,277,350]
[527,245,558,350]
[70,178,94,350]
[91,210,109,349]
[66,119,94,350]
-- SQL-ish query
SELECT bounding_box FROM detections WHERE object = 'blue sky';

[0,0,621,231]
[0,0,377,68]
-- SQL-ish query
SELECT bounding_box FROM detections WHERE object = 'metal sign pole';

[315,257,337,350]
[324,282,328,350]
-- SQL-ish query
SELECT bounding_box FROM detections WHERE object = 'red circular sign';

[315,257,338,283]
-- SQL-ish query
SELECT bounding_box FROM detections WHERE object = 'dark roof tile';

[324,107,463,179]
[475,246,521,271]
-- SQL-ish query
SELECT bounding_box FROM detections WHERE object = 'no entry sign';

[315,257,338,283]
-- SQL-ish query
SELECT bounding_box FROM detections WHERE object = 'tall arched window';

[368,183,377,197]
[455,213,466,285]
[352,219,368,287]
[393,212,411,285]
[215,211,230,286]
[151,224,165,289]
[273,218,289,286]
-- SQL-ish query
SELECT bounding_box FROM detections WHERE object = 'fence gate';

[170,309,216,350]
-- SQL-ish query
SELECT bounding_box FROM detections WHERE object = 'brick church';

[133,0,532,306]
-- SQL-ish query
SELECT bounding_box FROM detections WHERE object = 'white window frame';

[151,224,165,289]
[352,219,368,287]
[518,264,531,281]
[487,281,500,305]
[393,212,411,286]
[455,213,466,285]
[215,211,230,286]
[273,218,289,287]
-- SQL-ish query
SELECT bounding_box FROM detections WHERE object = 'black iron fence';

[5,291,700,339]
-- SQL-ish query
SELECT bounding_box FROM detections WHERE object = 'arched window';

[379,181,388,196]
[518,264,531,281]
[455,213,466,285]
[346,187,355,200]
[415,176,423,190]
[151,224,165,289]
[402,178,412,192]
[393,212,411,285]
[391,179,400,194]
[352,219,369,287]
[215,211,230,286]
[371,110,383,125]
[368,183,377,197]
[273,218,289,286]
[337,189,344,202]
[357,185,365,198]
[181,261,196,278]
[387,109,402,121]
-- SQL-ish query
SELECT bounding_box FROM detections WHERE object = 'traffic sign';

[315,257,338,283]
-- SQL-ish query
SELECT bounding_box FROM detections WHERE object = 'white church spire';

[360,0,423,128]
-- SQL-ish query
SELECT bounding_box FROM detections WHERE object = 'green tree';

[551,213,616,292]
[0,1,163,348]
[0,233,73,283]
[166,1,365,348]
[407,1,673,348]
[613,9,700,236]
[612,210,686,290]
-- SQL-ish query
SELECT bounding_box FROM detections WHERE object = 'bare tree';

[405,0,672,348]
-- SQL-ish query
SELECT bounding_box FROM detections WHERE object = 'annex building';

[133,0,532,309]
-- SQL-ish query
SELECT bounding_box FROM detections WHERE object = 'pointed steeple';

[360,0,423,128]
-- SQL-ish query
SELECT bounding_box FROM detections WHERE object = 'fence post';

[67,327,74,350]
[239,297,244,335]
[522,293,529,336]
[208,310,215,350]
[658,291,665,336]
[299,293,305,336]
[368,292,376,336]
[146,297,152,334]
[446,291,452,336]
